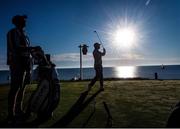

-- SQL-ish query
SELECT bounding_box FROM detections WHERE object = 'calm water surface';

[0,65,180,84]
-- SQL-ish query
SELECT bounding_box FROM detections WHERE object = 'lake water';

[0,65,180,84]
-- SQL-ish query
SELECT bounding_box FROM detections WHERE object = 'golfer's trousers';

[8,58,31,117]
[89,65,103,88]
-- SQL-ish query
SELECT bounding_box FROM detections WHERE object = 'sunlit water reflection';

[2,65,180,84]
[114,66,136,78]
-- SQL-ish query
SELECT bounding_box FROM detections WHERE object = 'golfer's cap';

[94,42,101,47]
[12,15,27,25]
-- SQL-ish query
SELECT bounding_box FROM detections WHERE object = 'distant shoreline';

[1,77,180,86]
[1,64,180,71]
[1,65,180,84]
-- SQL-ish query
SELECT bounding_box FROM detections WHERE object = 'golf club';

[94,30,104,48]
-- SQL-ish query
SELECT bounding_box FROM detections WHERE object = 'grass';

[0,80,180,127]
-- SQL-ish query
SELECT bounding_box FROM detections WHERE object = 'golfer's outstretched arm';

[102,48,106,56]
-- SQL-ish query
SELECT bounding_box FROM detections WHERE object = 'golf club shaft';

[94,31,104,48]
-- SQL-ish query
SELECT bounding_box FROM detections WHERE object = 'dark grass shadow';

[166,101,180,128]
[51,89,103,127]
[0,89,102,128]
[0,121,12,128]
[0,97,8,101]
[21,117,51,128]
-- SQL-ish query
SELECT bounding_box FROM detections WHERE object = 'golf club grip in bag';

[28,66,60,118]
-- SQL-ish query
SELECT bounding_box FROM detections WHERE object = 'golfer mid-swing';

[88,42,106,91]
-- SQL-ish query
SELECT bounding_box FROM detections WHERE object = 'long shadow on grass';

[51,89,103,128]
[5,89,102,128]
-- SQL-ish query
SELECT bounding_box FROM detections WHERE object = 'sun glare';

[115,66,136,78]
[113,27,137,48]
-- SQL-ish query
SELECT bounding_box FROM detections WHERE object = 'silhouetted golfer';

[6,15,32,123]
[88,43,106,91]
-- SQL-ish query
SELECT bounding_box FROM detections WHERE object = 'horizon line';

[0,63,180,71]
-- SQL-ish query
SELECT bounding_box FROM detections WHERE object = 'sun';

[113,27,137,48]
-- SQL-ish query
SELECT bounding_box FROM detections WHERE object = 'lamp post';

[78,44,88,80]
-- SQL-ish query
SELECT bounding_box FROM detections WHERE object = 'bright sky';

[0,0,180,69]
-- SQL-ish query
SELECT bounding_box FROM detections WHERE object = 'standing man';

[88,42,106,91]
[7,15,32,122]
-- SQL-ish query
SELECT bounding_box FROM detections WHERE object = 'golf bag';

[27,46,60,119]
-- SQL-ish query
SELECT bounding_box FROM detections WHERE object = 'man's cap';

[94,42,101,48]
[12,15,27,25]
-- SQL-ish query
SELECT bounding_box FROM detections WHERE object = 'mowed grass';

[0,80,180,127]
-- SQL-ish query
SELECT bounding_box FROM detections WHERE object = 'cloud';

[51,52,180,68]
[51,53,93,62]
[52,52,144,62]
[145,0,151,6]
[106,53,144,60]
[51,52,145,67]
[1,52,179,70]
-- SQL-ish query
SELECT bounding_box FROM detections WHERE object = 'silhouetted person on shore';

[6,15,32,123]
[88,43,106,91]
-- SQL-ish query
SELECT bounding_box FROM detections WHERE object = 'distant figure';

[155,72,158,80]
[88,43,106,91]
[7,75,10,81]
[6,15,32,123]
[161,64,165,69]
